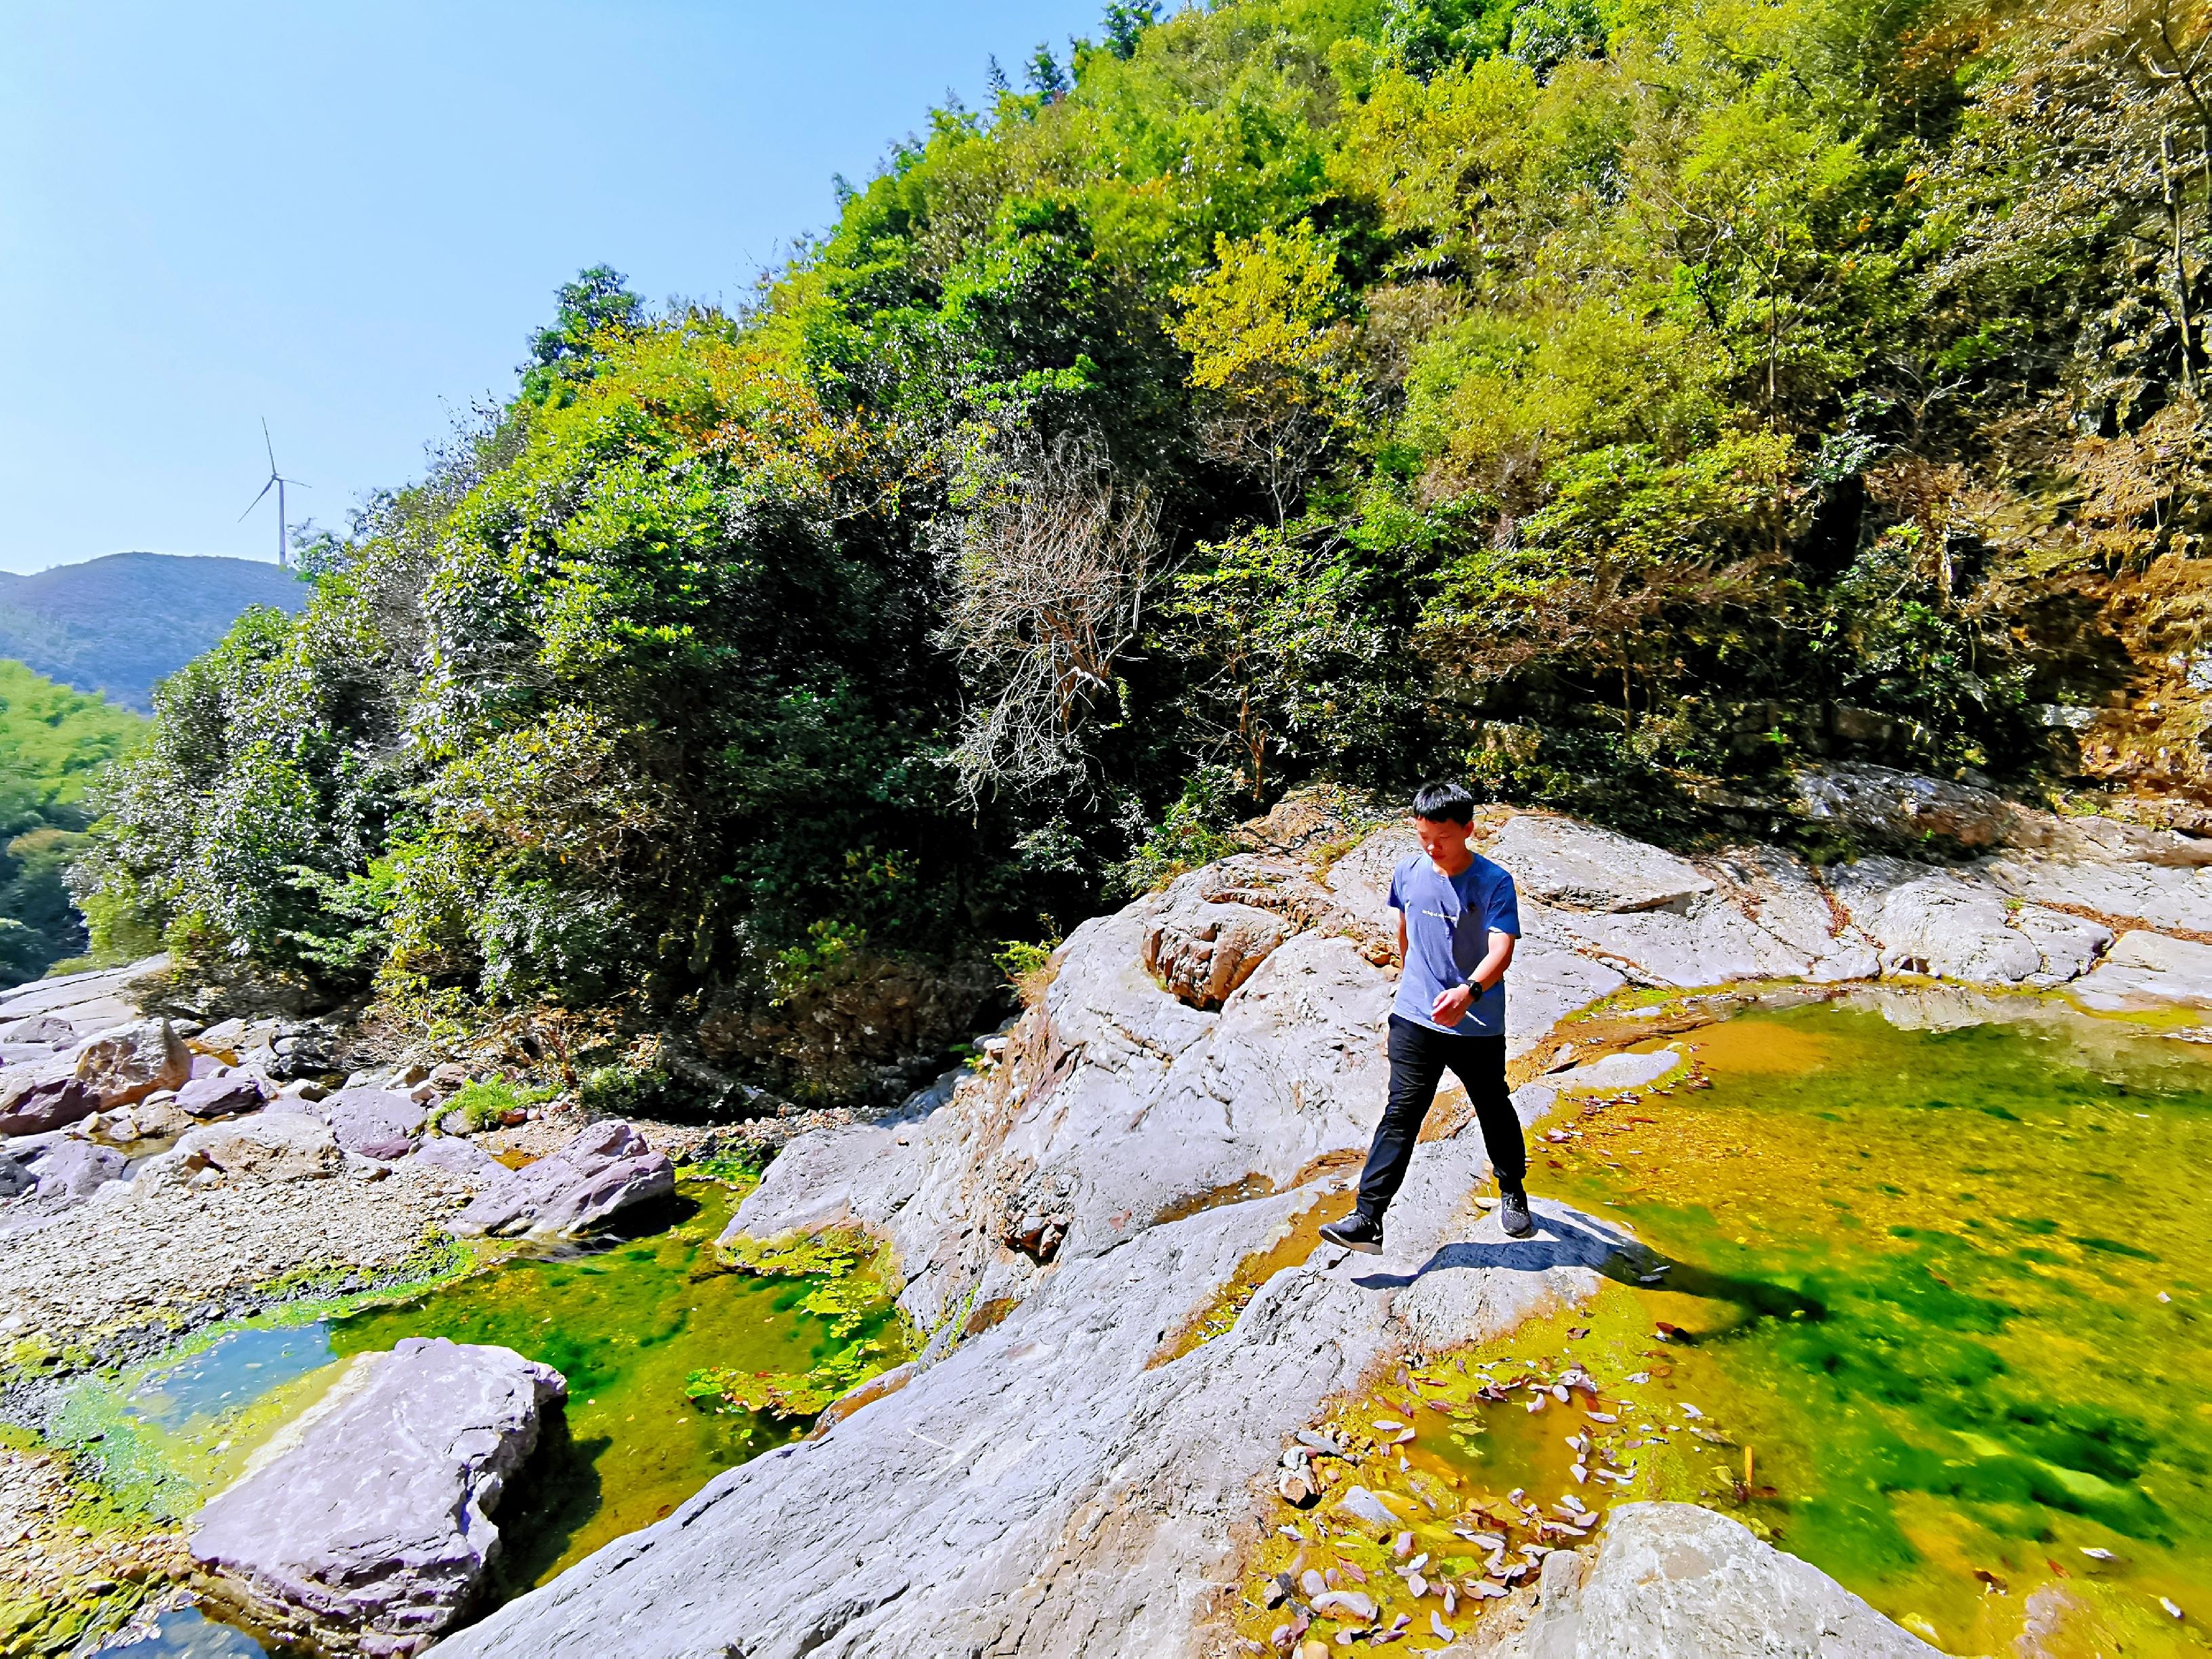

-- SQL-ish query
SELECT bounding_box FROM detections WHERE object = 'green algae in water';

[1542,1000,2212,1656]
[51,1178,907,1635]
[330,1182,908,1589]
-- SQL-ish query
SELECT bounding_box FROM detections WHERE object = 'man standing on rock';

[1322,779,1532,1252]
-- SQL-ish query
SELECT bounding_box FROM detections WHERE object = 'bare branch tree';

[940,436,1164,799]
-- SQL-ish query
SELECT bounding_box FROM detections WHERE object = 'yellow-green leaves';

[1171,222,1349,398]
[1170,223,1358,523]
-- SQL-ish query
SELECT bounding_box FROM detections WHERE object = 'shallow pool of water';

[60,1179,905,1650]
[90,1607,265,1657]
[1540,996,2212,1656]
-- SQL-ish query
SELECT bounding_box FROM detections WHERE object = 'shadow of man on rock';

[1350,1206,1826,1326]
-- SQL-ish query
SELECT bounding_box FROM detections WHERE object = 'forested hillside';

[0,553,307,712]
[0,661,144,985]
[77,0,2212,1101]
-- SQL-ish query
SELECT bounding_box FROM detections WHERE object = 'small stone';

[1309,1588,1376,1622]
[1333,1488,1401,1532]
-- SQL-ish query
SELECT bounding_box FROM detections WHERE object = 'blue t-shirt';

[1388,853,1521,1036]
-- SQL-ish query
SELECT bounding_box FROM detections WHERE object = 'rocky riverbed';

[5,764,2209,1657]
[436,770,2211,1659]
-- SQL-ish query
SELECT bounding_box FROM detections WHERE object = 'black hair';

[1412,779,1475,824]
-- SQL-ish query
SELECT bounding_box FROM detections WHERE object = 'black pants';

[1357,1015,1528,1222]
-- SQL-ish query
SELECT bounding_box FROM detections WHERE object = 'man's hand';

[1431,981,1475,1025]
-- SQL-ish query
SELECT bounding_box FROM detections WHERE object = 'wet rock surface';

[190,1336,567,1654]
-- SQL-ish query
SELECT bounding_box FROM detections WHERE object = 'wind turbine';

[239,419,308,569]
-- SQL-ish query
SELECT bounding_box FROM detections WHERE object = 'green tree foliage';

[519,264,646,407]
[77,0,2212,1092]
[0,660,145,984]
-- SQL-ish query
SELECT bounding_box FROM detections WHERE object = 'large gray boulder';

[316,1088,432,1160]
[30,1139,126,1200]
[1485,817,1877,991]
[70,1018,191,1109]
[1986,851,2212,935]
[190,1336,567,1655]
[0,954,168,1044]
[167,1111,344,1183]
[451,1120,673,1238]
[1458,1503,1942,1658]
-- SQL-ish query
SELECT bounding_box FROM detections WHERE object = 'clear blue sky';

[0,1,1103,574]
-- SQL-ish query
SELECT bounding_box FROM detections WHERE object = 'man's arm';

[1397,909,1407,967]
[1429,929,1517,1025]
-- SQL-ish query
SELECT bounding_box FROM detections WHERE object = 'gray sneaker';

[1499,1188,1534,1237]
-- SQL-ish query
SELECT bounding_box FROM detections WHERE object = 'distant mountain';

[0,552,308,712]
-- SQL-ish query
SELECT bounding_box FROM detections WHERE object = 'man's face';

[1414,814,1475,865]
